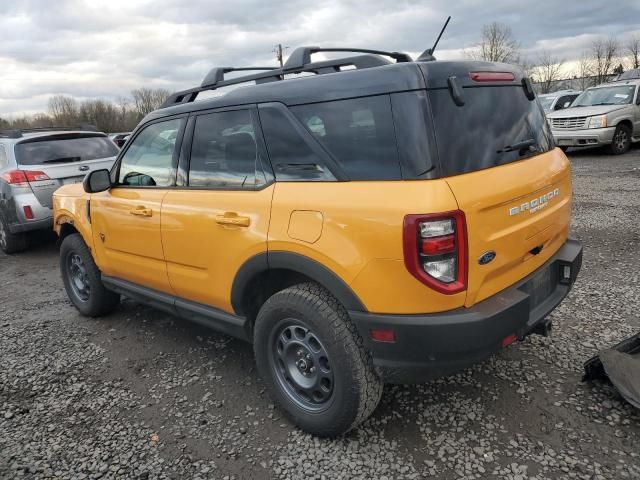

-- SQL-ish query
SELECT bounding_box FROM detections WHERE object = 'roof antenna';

[417,16,451,62]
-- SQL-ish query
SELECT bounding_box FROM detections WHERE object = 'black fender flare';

[231,251,367,315]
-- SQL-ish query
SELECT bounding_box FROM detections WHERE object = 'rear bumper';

[552,127,615,147]
[349,238,583,383]
[4,191,53,234]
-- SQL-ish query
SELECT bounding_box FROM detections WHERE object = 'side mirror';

[83,169,112,193]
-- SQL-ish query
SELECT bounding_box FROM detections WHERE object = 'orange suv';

[53,46,582,437]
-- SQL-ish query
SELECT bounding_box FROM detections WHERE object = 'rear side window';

[429,86,554,176]
[292,96,401,180]
[0,145,7,169]
[189,110,263,188]
[15,134,118,166]
[259,104,336,181]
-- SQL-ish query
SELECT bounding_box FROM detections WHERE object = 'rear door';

[14,133,118,208]
[160,107,273,314]
[426,72,572,307]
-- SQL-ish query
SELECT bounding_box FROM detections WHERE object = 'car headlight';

[588,115,608,129]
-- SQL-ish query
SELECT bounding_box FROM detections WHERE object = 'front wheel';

[60,233,120,317]
[609,124,631,155]
[254,283,382,437]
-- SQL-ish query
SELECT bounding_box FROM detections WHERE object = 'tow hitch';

[583,332,640,409]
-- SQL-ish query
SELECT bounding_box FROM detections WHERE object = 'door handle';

[215,212,250,227]
[129,207,152,217]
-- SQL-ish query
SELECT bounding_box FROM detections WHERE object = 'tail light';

[2,170,50,185]
[403,211,467,294]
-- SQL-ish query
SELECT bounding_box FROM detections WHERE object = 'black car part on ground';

[583,332,640,409]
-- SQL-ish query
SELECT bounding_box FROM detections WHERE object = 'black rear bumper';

[349,238,583,383]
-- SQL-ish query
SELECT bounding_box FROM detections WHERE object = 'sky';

[1,0,640,117]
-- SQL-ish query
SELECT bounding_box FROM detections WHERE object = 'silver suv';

[0,127,118,253]
[547,79,640,155]
[538,90,581,114]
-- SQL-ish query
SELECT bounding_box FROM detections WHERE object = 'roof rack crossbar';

[162,53,398,108]
[201,66,280,88]
[282,47,412,71]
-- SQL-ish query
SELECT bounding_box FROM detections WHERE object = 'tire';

[0,215,27,254]
[254,282,383,437]
[609,124,631,155]
[60,233,120,317]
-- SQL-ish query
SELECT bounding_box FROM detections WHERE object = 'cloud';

[1,0,639,117]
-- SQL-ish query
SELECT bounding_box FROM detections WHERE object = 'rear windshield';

[428,86,554,176]
[15,134,118,166]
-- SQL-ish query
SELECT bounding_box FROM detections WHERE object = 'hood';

[53,183,86,198]
[547,104,627,118]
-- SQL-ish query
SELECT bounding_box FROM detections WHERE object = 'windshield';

[538,96,556,112]
[572,85,637,107]
[15,134,118,166]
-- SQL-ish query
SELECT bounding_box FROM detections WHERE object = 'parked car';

[108,132,131,148]
[538,90,581,113]
[0,127,119,253]
[53,47,582,437]
[547,79,640,154]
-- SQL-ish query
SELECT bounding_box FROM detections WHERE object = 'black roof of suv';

[151,46,529,119]
[137,45,548,182]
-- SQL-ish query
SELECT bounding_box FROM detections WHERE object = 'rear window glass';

[429,86,554,176]
[189,110,262,188]
[292,95,402,180]
[15,134,118,166]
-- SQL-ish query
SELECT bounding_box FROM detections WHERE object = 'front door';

[161,108,273,313]
[91,117,185,293]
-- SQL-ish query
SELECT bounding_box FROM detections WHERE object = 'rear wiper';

[42,156,82,163]
[497,138,537,154]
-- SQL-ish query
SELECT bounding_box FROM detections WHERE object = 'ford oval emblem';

[478,251,496,265]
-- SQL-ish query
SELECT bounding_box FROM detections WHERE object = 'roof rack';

[161,48,410,108]
[0,124,99,139]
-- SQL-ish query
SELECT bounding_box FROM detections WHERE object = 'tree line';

[0,87,170,133]
[467,22,640,93]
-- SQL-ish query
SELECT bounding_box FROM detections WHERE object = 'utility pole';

[273,44,289,67]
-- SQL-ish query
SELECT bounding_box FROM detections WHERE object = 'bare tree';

[591,36,619,84]
[48,95,79,125]
[131,88,171,118]
[576,52,595,90]
[626,34,640,70]
[531,51,565,93]
[466,22,520,64]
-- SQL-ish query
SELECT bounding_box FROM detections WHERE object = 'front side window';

[118,118,182,187]
[189,110,261,188]
[292,95,401,180]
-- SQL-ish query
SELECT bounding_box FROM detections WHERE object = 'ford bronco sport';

[53,46,583,437]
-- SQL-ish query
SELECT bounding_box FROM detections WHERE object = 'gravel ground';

[1,146,639,480]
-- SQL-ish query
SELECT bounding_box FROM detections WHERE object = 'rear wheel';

[609,124,631,155]
[0,215,27,254]
[254,283,382,437]
[60,233,120,317]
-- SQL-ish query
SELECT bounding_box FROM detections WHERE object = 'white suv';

[0,127,118,253]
